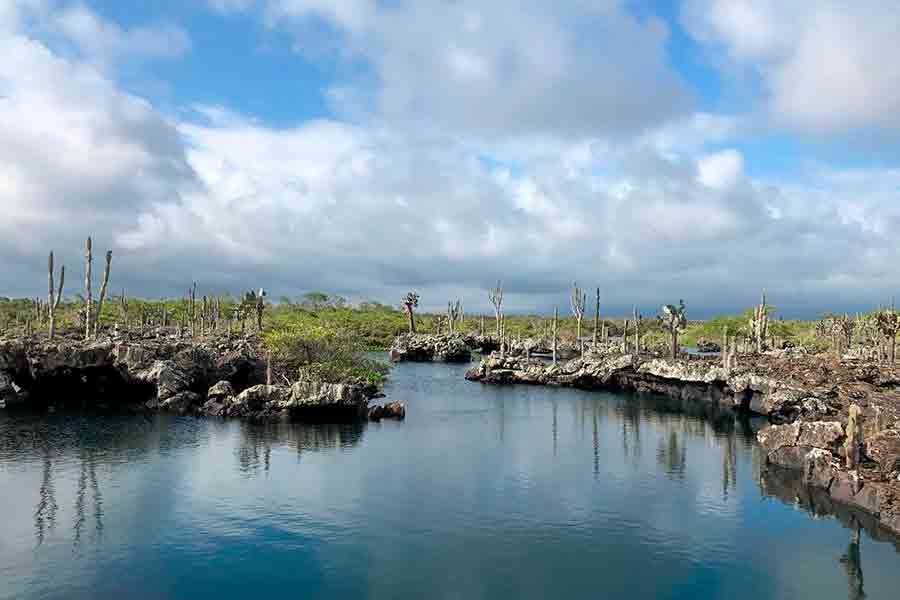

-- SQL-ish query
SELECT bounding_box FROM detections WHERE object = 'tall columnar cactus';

[120,289,129,331]
[447,299,463,333]
[93,251,112,337]
[47,251,65,340]
[750,290,769,353]
[593,287,600,346]
[254,288,266,331]
[84,236,92,340]
[844,404,863,468]
[552,307,559,365]
[659,300,687,359]
[402,291,419,334]
[633,306,641,355]
[570,282,586,340]
[489,282,504,339]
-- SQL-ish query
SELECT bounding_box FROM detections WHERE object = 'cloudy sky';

[2,0,900,317]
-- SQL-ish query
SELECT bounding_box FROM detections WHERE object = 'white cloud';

[3,1,900,316]
[219,0,692,138]
[50,4,190,67]
[696,149,744,190]
[683,0,900,133]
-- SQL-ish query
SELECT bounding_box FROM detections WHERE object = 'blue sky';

[2,0,900,316]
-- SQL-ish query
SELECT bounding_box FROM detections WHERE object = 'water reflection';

[2,372,899,600]
[235,421,366,476]
[34,443,58,546]
[841,520,865,600]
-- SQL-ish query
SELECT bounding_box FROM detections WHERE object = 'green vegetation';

[0,289,890,369]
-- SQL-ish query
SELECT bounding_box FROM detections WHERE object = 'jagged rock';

[368,404,384,421]
[382,401,405,419]
[0,372,27,407]
[159,391,203,415]
[389,333,473,363]
[768,445,815,470]
[201,396,231,418]
[757,423,801,454]
[234,384,290,413]
[866,429,900,479]
[134,360,191,401]
[797,421,844,451]
[207,380,235,401]
[803,448,837,489]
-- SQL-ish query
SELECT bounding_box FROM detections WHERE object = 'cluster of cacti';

[874,308,900,363]
[402,291,419,333]
[659,300,687,358]
[749,291,769,353]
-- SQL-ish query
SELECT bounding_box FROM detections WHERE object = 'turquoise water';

[1,359,898,599]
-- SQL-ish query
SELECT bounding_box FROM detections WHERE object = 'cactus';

[47,252,65,339]
[659,300,687,359]
[633,306,641,355]
[570,282,586,340]
[552,307,559,365]
[447,299,463,333]
[750,290,769,353]
[845,403,863,468]
[592,288,600,346]
[84,237,92,340]
[402,291,419,333]
[875,308,900,363]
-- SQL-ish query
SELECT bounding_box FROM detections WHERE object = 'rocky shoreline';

[466,350,900,537]
[0,333,400,423]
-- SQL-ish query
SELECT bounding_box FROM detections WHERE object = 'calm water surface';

[1,359,899,599]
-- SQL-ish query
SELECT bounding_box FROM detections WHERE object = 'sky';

[2,0,900,317]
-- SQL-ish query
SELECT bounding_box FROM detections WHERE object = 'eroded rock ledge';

[466,351,900,536]
[0,335,384,422]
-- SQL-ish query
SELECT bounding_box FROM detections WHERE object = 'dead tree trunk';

[489,282,504,340]
[570,282,586,342]
[47,252,65,340]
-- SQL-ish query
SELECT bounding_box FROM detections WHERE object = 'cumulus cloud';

[2,1,900,317]
[50,4,191,66]
[218,0,693,138]
[696,149,744,190]
[683,0,900,133]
